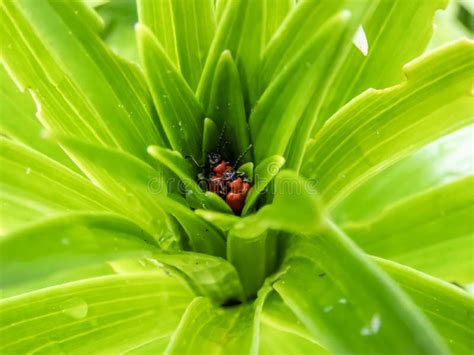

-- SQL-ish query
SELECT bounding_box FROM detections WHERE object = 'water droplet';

[370,313,381,333]
[61,238,70,246]
[25,167,32,175]
[61,298,88,319]
[338,298,347,304]
[360,313,381,336]
[375,130,380,136]
[323,305,333,313]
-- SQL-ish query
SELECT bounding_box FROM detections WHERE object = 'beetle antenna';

[233,144,252,169]
[216,123,227,152]
[185,155,205,169]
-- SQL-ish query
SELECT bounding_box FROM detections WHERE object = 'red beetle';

[186,126,253,215]
[225,177,251,215]
[206,147,252,215]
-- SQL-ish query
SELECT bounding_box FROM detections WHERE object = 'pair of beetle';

[187,130,252,215]
[206,150,251,215]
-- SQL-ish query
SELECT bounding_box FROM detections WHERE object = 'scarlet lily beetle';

[186,125,253,215]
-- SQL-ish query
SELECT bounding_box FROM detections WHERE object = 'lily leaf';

[197,0,264,108]
[0,138,119,234]
[0,66,77,171]
[315,0,448,131]
[0,272,194,354]
[242,155,285,216]
[166,288,270,354]
[261,0,295,45]
[0,212,157,289]
[136,24,205,161]
[194,209,240,232]
[250,11,352,164]
[377,257,474,354]
[241,171,449,353]
[275,230,448,354]
[155,252,245,304]
[332,125,474,225]
[208,50,252,161]
[1,0,165,161]
[57,137,226,256]
[202,117,219,158]
[345,175,474,283]
[137,0,215,90]
[147,145,231,213]
[259,291,326,354]
[302,40,474,208]
[227,229,277,298]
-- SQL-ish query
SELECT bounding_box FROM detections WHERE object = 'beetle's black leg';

[185,155,205,169]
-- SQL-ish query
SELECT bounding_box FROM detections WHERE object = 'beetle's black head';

[208,152,222,166]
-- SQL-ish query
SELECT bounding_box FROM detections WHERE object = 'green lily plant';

[1,0,473,353]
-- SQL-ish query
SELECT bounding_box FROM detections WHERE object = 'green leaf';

[259,292,326,354]
[0,212,157,289]
[0,138,118,234]
[302,40,474,208]
[197,0,264,108]
[194,209,240,232]
[250,11,352,164]
[166,288,271,354]
[0,272,194,354]
[56,137,178,244]
[208,50,252,162]
[238,162,254,179]
[1,209,242,304]
[258,0,346,90]
[136,0,177,64]
[0,66,77,171]
[314,0,448,131]
[261,0,295,45]
[147,145,231,213]
[239,171,448,353]
[429,0,474,50]
[332,125,474,225]
[242,155,285,216]
[96,0,140,64]
[155,252,245,305]
[202,117,219,158]
[136,24,204,161]
[57,137,226,256]
[227,229,277,299]
[344,176,474,283]
[377,257,474,354]
[259,320,326,355]
[1,0,164,162]
[236,171,322,237]
[137,0,215,90]
[275,228,448,354]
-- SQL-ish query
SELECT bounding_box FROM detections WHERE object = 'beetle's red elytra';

[208,157,251,215]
